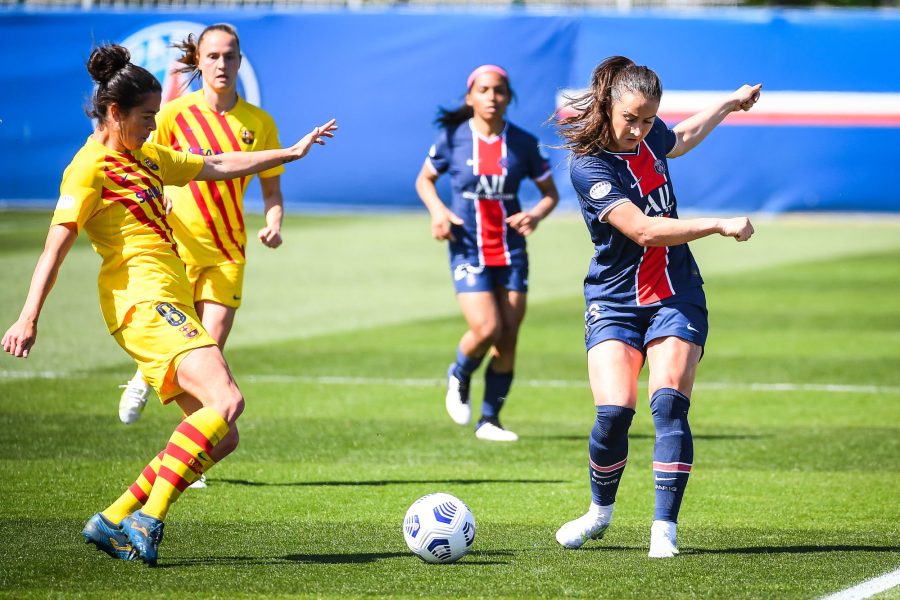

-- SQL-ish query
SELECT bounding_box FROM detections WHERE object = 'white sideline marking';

[820,567,900,600]
[2,370,899,395]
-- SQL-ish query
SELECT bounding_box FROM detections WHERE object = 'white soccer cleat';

[188,474,208,489]
[556,504,612,549]
[118,374,150,425]
[648,520,679,558]
[474,420,519,442]
[445,368,472,426]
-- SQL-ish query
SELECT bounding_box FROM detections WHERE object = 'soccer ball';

[402,493,476,563]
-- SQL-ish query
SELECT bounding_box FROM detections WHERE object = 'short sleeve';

[51,161,100,232]
[258,112,285,180]
[145,142,204,187]
[570,155,631,222]
[657,118,676,155]
[527,140,552,182]
[425,129,451,175]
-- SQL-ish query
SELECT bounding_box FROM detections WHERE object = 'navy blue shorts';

[450,257,528,294]
[584,295,708,354]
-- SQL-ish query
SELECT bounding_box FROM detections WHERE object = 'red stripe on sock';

[158,465,192,492]
[129,482,149,504]
[165,442,204,475]
[175,420,216,454]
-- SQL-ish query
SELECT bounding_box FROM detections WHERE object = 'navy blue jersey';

[571,118,704,306]
[427,119,551,267]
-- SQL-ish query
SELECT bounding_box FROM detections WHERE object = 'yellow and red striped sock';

[141,407,229,520]
[102,451,164,524]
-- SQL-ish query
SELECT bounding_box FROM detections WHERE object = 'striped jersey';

[426,119,551,267]
[52,136,204,332]
[151,90,284,266]
[570,118,704,306]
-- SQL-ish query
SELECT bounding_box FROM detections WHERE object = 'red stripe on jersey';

[106,158,178,253]
[187,106,245,255]
[128,482,149,504]
[636,246,674,305]
[157,465,192,492]
[211,111,247,232]
[476,199,509,267]
[101,189,179,256]
[175,420,216,454]
[174,113,237,263]
[617,141,667,197]
[476,136,504,176]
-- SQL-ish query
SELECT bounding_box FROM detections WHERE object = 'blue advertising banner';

[1,8,898,213]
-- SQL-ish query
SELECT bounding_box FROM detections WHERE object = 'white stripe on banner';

[556,90,900,127]
[2,370,899,395]
[819,568,900,600]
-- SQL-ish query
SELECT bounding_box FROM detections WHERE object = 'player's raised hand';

[719,217,754,242]
[506,211,541,237]
[2,319,36,358]
[432,209,464,242]
[731,84,762,112]
[285,118,339,162]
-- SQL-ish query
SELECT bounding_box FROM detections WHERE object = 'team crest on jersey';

[120,21,262,107]
[143,158,159,171]
[654,159,667,175]
[240,128,255,145]
[589,181,612,200]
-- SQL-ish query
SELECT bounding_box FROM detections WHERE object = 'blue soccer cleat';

[121,511,165,566]
[82,513,136,560]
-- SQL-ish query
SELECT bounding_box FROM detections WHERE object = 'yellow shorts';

[113,301,217,403]
[186,262,245,309]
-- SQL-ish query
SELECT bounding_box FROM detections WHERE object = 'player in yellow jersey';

[1,44,337,566]
[118,24,288,428]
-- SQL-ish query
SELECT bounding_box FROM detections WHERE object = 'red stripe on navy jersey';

[477,199,509,267]
[636,246,674,305]
[653,461,692,473]
[476,136,504,176]
[157,465,192,492]
[175,420,216,454]
[617,141,667,197]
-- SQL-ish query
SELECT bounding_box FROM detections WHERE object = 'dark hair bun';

[87,44,132,85]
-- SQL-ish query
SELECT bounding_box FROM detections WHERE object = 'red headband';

[466,64,509,89]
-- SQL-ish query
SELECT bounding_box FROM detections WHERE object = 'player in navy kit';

[415,65,559,442]
[552,56,760,556]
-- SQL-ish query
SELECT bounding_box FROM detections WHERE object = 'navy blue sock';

[481,365,513,421]
[589,405,635,506]
[451,346,485,382]
[650,388,694,523]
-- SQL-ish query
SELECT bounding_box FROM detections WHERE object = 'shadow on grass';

[534,433,767,442]
[160,549,512,567]
[215,478,565,487]
[685,545,900,555]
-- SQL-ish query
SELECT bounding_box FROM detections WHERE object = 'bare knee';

[472,320,502,347]
[211,425,240,462]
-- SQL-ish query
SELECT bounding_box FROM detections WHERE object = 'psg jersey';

[570,118,704,306]
[427,119,551,267]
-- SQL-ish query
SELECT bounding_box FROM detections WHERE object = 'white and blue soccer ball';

[402,492,476,564]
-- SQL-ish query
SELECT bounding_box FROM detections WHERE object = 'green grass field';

[1,210,899,598]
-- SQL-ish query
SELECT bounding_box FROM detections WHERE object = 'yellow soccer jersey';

[51,136,204,333]
[152,90,285,267]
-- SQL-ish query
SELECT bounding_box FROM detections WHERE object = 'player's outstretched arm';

[197,119,338,181]
[668,84,762,158]
[415,161,463,242]
[2,223,78,358]
[607,201,754,247]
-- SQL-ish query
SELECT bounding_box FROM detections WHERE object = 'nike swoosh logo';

[686,324,699,333]
[630,177,642,188]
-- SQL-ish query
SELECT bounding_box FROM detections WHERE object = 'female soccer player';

[415,65,559,442]
[1,44,337,566]
[118,24,288,427]
[552,56,759,557]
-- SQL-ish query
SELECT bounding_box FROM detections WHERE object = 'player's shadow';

[535,433,766,442]
[685,544,900,555]
[215,478,566,487]
[159,549,513,567]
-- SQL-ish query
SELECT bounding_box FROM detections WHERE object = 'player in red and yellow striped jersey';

[118,24,290,426]
[2,44,337,566]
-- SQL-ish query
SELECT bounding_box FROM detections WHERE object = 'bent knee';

[473,321,502,346]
